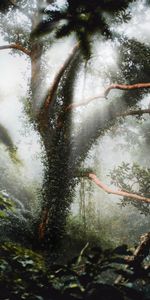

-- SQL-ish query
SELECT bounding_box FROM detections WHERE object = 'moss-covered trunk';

[30,38,80,248]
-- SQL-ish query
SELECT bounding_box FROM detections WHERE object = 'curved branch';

[88,173,150,204]
[105,83,150,98]
[43,43,79,110]
[0,43,31,56]
[65,83,150,111]
[38,43,79,132]
[65,94,104,111]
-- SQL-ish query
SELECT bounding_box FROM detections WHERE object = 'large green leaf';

[32,0,134,58]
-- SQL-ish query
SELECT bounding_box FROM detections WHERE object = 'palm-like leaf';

[33,0,134,57]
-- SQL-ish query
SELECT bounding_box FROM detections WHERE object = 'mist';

[0,0,149,248]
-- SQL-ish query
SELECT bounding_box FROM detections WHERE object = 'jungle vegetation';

[0,0,150,299]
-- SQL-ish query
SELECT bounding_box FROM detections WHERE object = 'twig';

[76,242,89,265]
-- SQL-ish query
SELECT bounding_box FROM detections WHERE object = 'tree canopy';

[0,0,150,299]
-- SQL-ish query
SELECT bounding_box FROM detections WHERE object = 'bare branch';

[38,43,79,132]
[0,43,31,56]
[105,83,150,98]
[65,83,150,111]
[88,173,150,203]
[65,94,104,111]
[43,43,79,110]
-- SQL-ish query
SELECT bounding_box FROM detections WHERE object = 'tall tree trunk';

[30,0,44,113]
[39,127,76,247]
[31,46,81,248]
[31,41,44,113]
[29,5,83,249]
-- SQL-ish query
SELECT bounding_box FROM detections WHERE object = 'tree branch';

[65,94,104,111]
[117,108,150,118]
[87,173,150,203]
[43,43,79,110]
[65,83,150,111]
[105,83,150,98]
[38,43,79,132]
[0,43,31,56]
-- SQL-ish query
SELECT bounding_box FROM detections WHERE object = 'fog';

[0,0,149,246]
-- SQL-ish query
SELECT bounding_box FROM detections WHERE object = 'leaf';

[0,192,15,219]
[0,210,7,218]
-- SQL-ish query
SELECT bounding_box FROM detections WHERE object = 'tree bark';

[64,83,150,111]
[1,3,150,248]
[105,83,150,98]
[37,49,81,247]
[38,75,150,246]
[30,41,44,113]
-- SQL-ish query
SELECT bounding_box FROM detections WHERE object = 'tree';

[0,0,150,248]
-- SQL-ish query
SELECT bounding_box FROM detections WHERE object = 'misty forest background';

[0,1,150,300]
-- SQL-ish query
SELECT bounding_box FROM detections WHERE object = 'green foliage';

[0,0,31,51]
[0,0,149,278]
[0,237,149,299]
[33,0,134,58]
[106,38,150,109]
[0,191,14,219]
[0,242,50,300]
[119,39,150,84]
[0,190,36,246]
[40,51,82,247]
[62,216,105,260]
[109,163,150,215]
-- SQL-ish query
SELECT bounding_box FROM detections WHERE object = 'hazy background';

[0,0,149,246]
